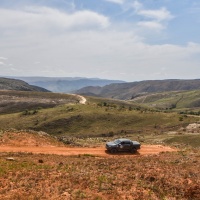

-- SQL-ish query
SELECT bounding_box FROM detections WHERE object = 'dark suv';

[106,138,140,154]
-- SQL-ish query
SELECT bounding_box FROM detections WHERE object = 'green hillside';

[0,90,79,114]
[130,90,200,111]
[0,91,196,138]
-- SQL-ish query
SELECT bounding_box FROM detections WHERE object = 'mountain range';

[1,77,200,102]
[76,79,200,100]
[10,77,125,93]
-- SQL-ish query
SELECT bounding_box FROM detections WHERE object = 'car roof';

[118,138,131,142]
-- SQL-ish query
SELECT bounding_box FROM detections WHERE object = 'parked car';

[106,138,140,154]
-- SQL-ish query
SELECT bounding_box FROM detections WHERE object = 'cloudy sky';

[0,0,200,81]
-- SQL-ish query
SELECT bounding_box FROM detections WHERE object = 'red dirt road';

[0,145,176,157]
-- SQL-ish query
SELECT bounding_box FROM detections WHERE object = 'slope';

[76,79,200,100]
[0,77,49,92]
[130,90,200,110]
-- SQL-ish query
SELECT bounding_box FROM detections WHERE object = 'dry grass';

[0,149,200,200]
[0,130,65,147]
[0,90,79,114]
[0,130,199,200]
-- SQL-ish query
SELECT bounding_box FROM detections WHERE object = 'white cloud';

[131,1,143,11]
[137,21,164,30]
[0,7,110,32]
[0,57,7,66]
[132,1,174,31]
[105,0,125,5]
[0,4,199,81]
[0,57,7,60]
[1,24,200,81]
[67,10,110,29]
[138,7,174,22]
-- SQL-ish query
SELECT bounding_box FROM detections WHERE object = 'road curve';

[70,94,86,104]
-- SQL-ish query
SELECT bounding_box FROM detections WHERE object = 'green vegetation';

[0,90,79,114]
[0,90,199,144]
[165,135,200,148]
[130,90,200,111]
[0,98,195,137]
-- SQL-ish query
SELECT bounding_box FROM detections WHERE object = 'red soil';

[0,131,176,156]
[0,145,176,157]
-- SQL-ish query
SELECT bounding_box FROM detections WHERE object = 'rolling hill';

[0,78,199,138]
[76,79,200,100]
[0,90,196,137]
[0,77,49,92]
[0,90,80,114]
[129,90,200,110]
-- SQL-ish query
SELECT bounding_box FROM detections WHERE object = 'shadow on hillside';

[105,150,140,156]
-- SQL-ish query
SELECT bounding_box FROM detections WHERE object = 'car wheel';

[130,148,136,154]
[110,149,117,154]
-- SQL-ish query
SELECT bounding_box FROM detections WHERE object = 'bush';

[22,109,38,115]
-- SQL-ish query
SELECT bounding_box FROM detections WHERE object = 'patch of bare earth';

[0,131,199,199]
[0,131,65,147]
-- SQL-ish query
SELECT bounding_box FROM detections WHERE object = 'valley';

[0,79,200,199]
[1,0,200,198]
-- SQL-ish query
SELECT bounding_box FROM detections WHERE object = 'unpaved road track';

[0,145,176,157]
[71,94,86,104]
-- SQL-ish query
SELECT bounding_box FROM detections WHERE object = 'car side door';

[123,141,131,150]
[118,141,125,151]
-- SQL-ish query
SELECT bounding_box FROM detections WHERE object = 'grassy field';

[164,134,200,148]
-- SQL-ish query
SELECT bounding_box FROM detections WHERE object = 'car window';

[114,139,121,144]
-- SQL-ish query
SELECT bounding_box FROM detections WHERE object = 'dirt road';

[71,94,86,104]
[0,145,176,157]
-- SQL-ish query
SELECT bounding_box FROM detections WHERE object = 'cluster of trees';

[22,109,38,115]
[97,101,158,113]
[179,111,200,116]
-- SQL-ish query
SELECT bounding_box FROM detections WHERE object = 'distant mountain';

[76,79,200,100]
[0,77,49,92]
[9,77,125,93]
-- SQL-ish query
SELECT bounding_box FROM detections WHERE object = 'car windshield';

[114,139,121,144]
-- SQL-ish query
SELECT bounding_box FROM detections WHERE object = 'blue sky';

[0,0,200,81]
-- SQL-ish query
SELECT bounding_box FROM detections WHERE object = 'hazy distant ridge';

[12,77,125,93]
